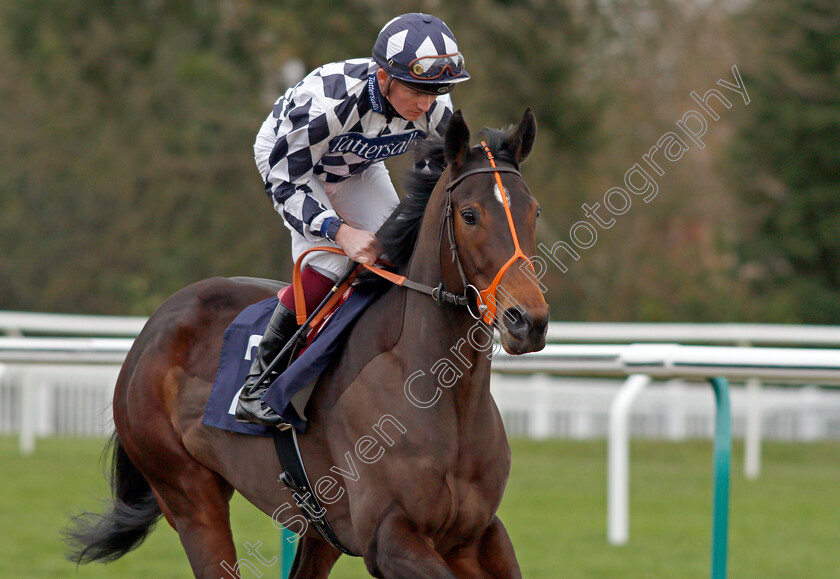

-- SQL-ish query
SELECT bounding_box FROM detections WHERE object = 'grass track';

[1,436,837,578]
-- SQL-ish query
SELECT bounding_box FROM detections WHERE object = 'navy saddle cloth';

[202,284,380,435]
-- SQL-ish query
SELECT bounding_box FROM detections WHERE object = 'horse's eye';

[535,206,541,219]
[460,209,478,225]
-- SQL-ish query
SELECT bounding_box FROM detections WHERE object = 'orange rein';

[290,246,407,326]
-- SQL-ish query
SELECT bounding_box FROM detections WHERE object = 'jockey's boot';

[234,302,298,427]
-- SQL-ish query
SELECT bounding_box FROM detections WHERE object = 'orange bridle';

[443,141,534,324]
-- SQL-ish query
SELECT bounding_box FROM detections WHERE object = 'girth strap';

[271,427,355,555]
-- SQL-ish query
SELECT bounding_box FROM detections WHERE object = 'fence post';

[744,377,762,479]
[530,374,551,439]
[607,374,651,545]
[709,377,731,579]
[19,371,38,455]
[665,379,687,441]
[799,386,821,441]
[280,527,295,578]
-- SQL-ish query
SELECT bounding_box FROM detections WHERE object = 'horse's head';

[443,108,549,354]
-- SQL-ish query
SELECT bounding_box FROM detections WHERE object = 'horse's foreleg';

[440,516,520,579]
[472,516,522,578]
[288,535,341,578]
[364,506,457,579]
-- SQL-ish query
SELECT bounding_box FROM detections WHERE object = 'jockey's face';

[377,68,438,122]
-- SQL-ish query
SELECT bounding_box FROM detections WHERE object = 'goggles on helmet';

[408,53,465,81]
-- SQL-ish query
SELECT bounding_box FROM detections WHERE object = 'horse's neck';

[397,177,495,421]
[404,171,464,294]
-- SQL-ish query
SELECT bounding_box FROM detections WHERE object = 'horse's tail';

[63,432,163,564]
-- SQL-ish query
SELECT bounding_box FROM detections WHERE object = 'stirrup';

[235,397,286,427]
[235,377,285,426]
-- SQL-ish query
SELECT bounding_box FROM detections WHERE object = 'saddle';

[201,282,380,436]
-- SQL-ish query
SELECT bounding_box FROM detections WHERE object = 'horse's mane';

[374,136,446,268]
[374,125,516,270]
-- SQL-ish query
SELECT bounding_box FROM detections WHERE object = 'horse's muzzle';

[499,306,548,354]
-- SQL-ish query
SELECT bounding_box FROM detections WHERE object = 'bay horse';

[65,109,549,578]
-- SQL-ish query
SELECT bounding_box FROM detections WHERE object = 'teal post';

[280,528,296,578]
[709,377,731,579]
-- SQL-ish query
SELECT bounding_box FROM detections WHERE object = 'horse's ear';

[506,107,537,164]
[445,110,471,172]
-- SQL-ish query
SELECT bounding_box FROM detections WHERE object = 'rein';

[291,142,530,327]
[290,247,469,326]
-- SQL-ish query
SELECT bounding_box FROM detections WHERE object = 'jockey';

[236,13,470,426]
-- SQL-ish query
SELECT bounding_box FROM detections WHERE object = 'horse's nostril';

[502,307,549,342]
[501,308,528,333]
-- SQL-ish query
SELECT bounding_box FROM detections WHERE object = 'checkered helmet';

[372,13,470,95]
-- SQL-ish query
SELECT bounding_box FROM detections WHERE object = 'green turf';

[1,436,837,578]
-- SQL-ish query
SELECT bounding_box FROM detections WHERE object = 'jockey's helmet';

[372,13,470,95]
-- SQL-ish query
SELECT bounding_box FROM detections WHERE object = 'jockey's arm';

[334,223,381,265]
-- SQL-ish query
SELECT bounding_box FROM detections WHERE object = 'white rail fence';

[3,312,840,460]
[6,367,835,445]
[490,375,840,441]
[4,347,840,444]
[5,310,840,345]
[0,338,132,454]
[545,322,840,347]
[0,311,145,337]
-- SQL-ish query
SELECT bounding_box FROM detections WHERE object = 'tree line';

[0,0,836,323]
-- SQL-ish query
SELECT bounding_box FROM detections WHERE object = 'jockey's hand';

[334,224,382,265]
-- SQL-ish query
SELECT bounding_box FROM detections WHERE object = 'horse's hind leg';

[288,535,341,578]
[122,413,238,578]
[146,463,239,578]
